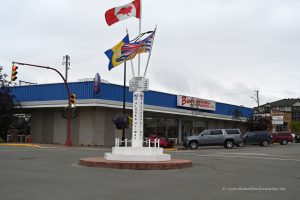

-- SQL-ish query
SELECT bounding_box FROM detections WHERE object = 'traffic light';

[11,65,18,81]
[70,93,76,107]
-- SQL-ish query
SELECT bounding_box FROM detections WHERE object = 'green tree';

[0,67,19,141]
[290,121,300,133]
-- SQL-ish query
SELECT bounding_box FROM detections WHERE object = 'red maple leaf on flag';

[117,6,132,16]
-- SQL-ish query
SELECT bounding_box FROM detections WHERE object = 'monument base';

[79,157,192,170]
[104,147,171,161]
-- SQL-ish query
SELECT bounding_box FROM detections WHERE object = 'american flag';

[117,30,156,62]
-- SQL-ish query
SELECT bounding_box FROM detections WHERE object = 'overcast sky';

[1,0,299,108]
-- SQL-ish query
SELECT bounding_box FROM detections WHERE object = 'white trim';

[18,99,248,122]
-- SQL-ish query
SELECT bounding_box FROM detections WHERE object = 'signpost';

[129,77,149,92]
[272,116,283,125]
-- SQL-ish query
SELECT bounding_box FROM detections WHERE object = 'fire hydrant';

[26,135,32,143]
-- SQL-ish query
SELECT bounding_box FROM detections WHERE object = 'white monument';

[105,77,171,161]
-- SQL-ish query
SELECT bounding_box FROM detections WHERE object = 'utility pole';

[251,90,260,113]
[255,90,260,108]
[63,55,70,82]
[251,90,260,107]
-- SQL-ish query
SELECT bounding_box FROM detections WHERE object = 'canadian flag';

[105,0,140,26]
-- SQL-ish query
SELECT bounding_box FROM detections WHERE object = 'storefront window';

[276,122,288,132]
[181,119,206,139]
[144,117,178,139]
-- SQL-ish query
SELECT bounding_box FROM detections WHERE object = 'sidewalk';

[0,143,41,148]
[0,143,185,151]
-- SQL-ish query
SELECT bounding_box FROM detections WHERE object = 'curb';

[163,148,178,151]
[79,157,192,170]
[0,143,41,148]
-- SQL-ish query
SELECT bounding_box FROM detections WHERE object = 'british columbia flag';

[117,29,156,62]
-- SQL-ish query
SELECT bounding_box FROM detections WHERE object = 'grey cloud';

[1,0,299,108]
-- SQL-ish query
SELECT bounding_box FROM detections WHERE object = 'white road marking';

[193,154,300,162]
[217,152,291,157]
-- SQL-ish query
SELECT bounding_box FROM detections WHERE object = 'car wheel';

[189,141,198,150]
[261,140,269,147]
[224,140,234,149]
[281,140,288,145]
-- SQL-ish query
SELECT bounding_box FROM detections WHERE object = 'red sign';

[177,95,216,111]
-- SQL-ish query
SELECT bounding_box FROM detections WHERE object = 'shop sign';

[177,95,216,111]
[272,116,283,125]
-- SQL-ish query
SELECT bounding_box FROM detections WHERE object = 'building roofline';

[11,80,252,109]
[18,99,248,122]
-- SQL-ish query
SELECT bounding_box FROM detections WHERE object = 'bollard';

[115,138,120,147]
[125,139,127,147]
[158,139,160,148]
[26,135,32,143]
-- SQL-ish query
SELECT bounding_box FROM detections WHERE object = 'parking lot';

[0,143,299,200]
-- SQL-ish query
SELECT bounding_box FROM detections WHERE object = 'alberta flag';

[104,35,130,70]
[105,0,140,26]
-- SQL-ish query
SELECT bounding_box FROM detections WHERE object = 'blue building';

[11,80,253,146]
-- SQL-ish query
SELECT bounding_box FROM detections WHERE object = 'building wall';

[76,107,125,146]
[271,109,292,132]
[71,112,80,146]
[30,108,85,145]
[77,107,117,146]
[28,106,248,146]
[29,107,121,146]
[78,107,95,145]
[42,109,54,143]
[30,110,43,143]
[53,109,67,144]
[93,108,105,146]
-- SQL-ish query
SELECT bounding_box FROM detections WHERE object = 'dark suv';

[183,129,243,149]
[272,132,293,145]
[243,131,273,147]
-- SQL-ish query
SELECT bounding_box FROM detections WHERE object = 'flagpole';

[138,0,142,77]
[121,61,126,146]
[130,61,135,77]
[143,26,157,77]
[126,28,135,77]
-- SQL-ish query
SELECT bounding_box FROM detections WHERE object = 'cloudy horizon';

[1,0,299,108]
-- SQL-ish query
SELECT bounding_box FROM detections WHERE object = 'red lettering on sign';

[182,96,186,105]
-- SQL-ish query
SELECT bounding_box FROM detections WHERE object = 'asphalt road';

[0,143,299,200]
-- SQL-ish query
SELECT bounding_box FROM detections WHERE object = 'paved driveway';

[0,143,299,200]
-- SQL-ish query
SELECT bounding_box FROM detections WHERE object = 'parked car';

[243,131,272,147]
[272,132,293,145]
[183,129,243,149]
[147,135,174,148]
